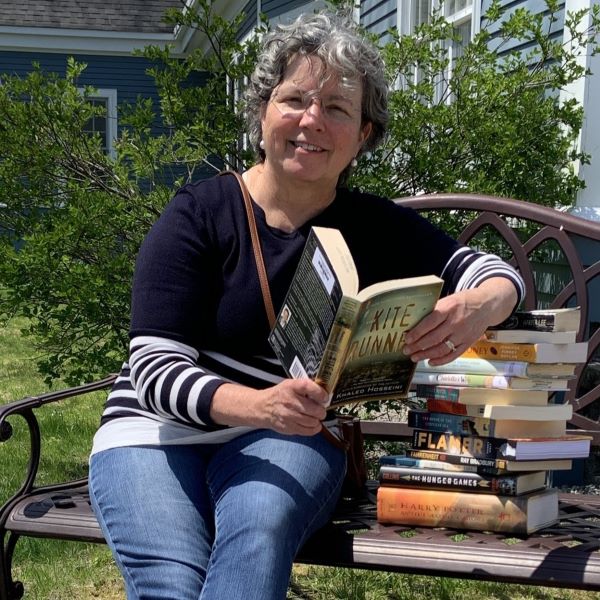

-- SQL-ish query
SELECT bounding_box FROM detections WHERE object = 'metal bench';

[1,194,599,599]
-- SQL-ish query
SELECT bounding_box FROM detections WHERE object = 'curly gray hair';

[244,11,388,173]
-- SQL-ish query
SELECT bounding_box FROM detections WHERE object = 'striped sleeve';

[441,247,525,302]
[127,336,285,427]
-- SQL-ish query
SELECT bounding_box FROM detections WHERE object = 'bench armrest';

[0,374,117,501]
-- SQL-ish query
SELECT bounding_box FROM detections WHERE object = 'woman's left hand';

[402,277,518,366]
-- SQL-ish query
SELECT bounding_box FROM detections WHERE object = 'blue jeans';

[89,429,345,600]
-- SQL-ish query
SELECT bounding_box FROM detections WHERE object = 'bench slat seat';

[5,482,600,591]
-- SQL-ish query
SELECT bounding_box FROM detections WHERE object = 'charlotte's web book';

[268,227,443,407]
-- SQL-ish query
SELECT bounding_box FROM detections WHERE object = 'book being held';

[268,226,443,407]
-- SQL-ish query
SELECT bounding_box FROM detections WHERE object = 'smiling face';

[260,55,372,190]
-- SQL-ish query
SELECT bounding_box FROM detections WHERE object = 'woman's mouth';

[293,141,324,152]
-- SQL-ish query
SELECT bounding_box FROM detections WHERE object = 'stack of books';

[376,307,592,535]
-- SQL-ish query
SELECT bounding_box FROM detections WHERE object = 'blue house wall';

[360,0,397,44]
[0,51,195,135]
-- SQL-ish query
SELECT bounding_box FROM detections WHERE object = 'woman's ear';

[359,121,373,148]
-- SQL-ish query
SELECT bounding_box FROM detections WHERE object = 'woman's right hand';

[210,379,330,436]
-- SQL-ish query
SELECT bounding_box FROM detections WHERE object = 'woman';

[89,11,524,600]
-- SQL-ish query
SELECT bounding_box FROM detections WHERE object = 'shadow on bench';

[1,194,599,599]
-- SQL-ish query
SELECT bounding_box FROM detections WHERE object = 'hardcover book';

[462,340,588,364]
[412,372,571,391]
[406,449,573,473]
[407,409,567,438]
[268,227,443,407]
[376,486,559,534]
[411,429,592,460]
[379,465,547,495]
[417,358,577,378]
[489,307,581,333]
[415,384,551,405]
[424,398,572,421]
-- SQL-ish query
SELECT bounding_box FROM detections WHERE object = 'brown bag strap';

[220,170,276,329]
[220,174,351,454]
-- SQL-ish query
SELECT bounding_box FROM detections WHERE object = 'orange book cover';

[462,340,587,363]
[376,486,559,534]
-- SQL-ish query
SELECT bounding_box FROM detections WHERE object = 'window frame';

[78,88,118,158]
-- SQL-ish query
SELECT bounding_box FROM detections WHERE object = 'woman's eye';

[328,104,351,116]
[282,96,303,106]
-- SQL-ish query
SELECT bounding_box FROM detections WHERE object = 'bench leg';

[0,533,24,600]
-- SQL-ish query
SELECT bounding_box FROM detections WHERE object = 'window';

[398,1,477,102]
[81,89,118,157]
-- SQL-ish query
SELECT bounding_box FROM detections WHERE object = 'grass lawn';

[1,317,598,599]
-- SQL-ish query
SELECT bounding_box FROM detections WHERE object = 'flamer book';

[411,429,592,460]
[379,465,547,495]
[462,340,588,363]
[268,227,443,407]
[407,409,567,438]
[376,486,559,534]
[406,449,573,473]
[489,307,581,332]
[415,384,551,405]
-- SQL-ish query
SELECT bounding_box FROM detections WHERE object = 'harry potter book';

[377,486,559,534]
[268,227,443,407]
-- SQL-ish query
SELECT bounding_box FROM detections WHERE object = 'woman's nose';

[299,98,326,127]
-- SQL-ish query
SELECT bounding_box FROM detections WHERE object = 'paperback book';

[424,398,572,421]
[485,329,577,344]
[411,429,592,460]
[407,409,567,438]
[417,358,577,378]
[412,372,571,391]
[489,307,581,333]
[269,226,443,407]
[379,465,547,495]
[462,340,588,364]
[406,448,573,473]
[415,384,551,405]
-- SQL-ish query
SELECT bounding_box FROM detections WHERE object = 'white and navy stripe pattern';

[100,247,523,434]
[442,248,525,299]
[93,176,525,449]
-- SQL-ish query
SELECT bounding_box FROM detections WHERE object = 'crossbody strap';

[220,170,277,329]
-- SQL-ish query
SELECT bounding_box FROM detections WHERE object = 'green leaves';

[351,0,598,208]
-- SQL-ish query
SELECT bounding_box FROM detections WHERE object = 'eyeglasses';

[270,90,361,124]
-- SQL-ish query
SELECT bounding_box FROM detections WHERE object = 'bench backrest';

[395,193,600,445]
